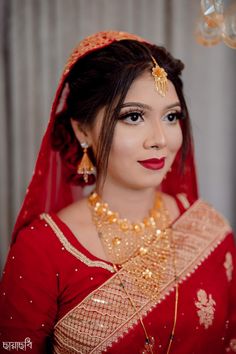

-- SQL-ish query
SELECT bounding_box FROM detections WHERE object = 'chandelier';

[195,0,236,48]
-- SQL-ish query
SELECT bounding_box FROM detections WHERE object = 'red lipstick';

[138,157,165,170]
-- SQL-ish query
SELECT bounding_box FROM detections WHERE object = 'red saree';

[0,198,235,353]
[0,31,235,354]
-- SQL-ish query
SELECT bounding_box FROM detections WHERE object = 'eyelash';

[162,111,184,124]
[118,109,184,125]
[118,110,145,124]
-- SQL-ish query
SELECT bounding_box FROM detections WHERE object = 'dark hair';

[51,40,192,187]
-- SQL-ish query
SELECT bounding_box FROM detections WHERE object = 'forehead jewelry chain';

[151,55,168,97]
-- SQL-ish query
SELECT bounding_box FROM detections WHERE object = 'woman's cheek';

[112,130,139,155]
[168,125,183,152]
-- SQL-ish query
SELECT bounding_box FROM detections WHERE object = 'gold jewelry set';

[88,192,170,265]
[88,190,178,354]
[77,56,168,183]
[88,191,173,298]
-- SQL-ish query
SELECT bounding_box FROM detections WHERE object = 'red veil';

[12,31,198,243]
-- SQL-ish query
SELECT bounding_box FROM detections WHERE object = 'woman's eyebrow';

[120,101,181,110]
[120,102,152,110]
[165,102,181,109]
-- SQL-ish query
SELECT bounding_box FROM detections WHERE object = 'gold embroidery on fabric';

[224,252,233,282]
[40,213,114,273]
[176,193,190,209]
[63,31,145,75]
[53,200,231,354]
[195,289,216,329]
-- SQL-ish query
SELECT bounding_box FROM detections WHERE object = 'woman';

[0,31,235,354]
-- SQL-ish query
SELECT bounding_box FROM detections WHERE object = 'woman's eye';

[120,112,144,124]
[162,112,182,124]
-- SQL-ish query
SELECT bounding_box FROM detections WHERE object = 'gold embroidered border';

[53,200,231,354]
[63,31,145,75]
[40,213,115,273]
[54,269,151,354]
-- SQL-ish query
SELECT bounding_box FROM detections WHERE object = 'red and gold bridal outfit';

[0,31,235,354]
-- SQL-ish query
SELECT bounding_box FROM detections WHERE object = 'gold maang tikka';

[77,142,95,183]
[151,55,168,97]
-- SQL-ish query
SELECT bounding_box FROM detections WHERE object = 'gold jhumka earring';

[77,142,95,183]
[151,55,168,97]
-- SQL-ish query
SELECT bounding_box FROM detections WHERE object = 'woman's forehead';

[123,72,179,110]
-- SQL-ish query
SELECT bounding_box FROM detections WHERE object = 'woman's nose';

[143,120,167,149]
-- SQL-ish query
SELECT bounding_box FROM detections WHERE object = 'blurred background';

[0,0,236,271]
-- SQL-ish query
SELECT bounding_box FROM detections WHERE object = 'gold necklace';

[88,191,179,354]
[88,191,170,265]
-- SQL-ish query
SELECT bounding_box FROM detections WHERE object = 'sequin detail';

[224,252,233,282]
[176,193,190,209]
[40,213,114,273]
[195,289,216,329]
[63,31,146,75]
[229,338,236,352]
[53,200,231,353]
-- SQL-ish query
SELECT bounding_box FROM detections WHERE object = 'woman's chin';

[119,176,166,191]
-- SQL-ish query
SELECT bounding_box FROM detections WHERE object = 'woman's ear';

[70,118,91,145]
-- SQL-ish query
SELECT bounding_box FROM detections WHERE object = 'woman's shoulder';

[12,197,89,247]
[56,198,95,243]
[13,215,57,246]
[186,197,231,227]
[163,193,233,235]
[57,197,90,227]
[2,216,65,284]
[11,212,73,264]
[173,195,233,237]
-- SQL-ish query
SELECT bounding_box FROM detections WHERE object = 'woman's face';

[86,71,183,191]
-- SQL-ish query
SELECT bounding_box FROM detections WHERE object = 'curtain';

[0,0,235,270]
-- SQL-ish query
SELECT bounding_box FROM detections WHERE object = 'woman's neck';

[96,182,158,222]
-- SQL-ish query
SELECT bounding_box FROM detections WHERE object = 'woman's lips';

[138,157,165,170]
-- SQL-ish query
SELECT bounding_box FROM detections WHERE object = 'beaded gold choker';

[88,191,170,266]
[88,191,173,297]
[151,55,168,97]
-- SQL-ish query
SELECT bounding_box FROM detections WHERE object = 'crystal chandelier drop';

[195,0,236,48]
